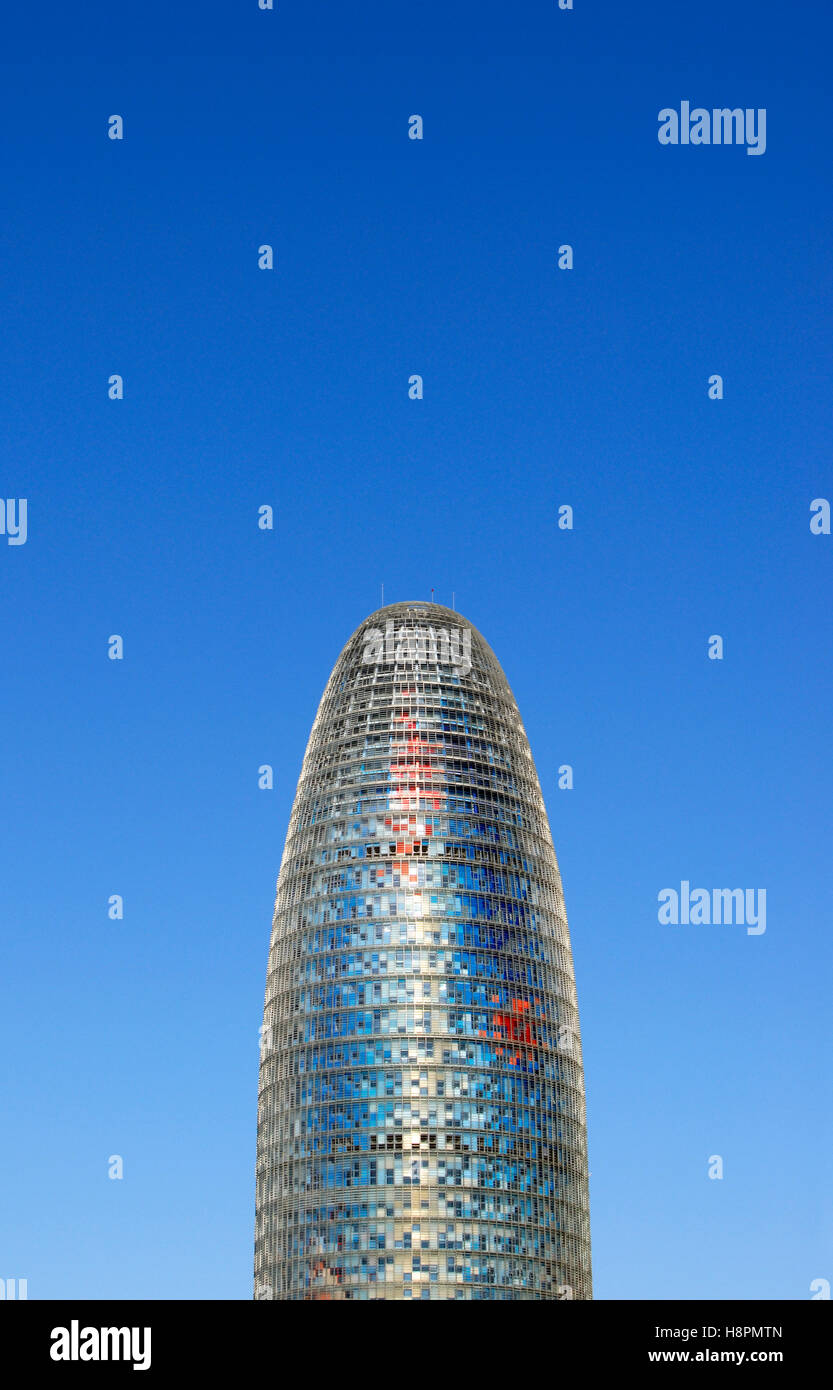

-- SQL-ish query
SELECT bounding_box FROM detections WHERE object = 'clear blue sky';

[1,1,831,1300]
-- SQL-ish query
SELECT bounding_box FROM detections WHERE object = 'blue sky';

[1,1,831,1299]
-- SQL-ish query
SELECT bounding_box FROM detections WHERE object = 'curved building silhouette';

[255,602,591,1300]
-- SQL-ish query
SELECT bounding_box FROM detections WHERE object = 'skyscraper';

[254,602,591,1300]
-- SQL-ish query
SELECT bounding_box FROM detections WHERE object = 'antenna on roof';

[381,582,384,606]
[431,587,434,603]
[452,591,455,611]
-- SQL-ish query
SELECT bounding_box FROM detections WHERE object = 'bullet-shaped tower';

[255,603,591,1300]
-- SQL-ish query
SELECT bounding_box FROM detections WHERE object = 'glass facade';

[254,603,591,1300]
